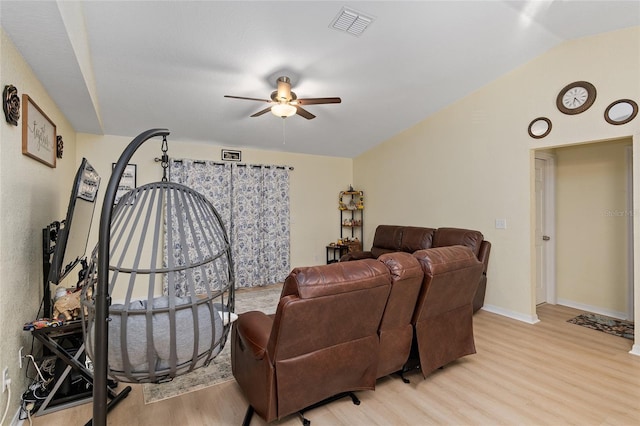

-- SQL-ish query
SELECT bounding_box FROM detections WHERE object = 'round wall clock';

[556,81,597,115]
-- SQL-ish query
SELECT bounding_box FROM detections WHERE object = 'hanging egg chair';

[80,129,234,425]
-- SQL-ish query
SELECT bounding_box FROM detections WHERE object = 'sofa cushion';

[371,247,396,258]
[281,259,391,299]
[400,226,435,252]
[432,227,483,257]
[413,245,480,276]
[372,225,404,251]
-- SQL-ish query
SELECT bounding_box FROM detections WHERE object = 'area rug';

[142,284,282,404]
[567,313,634,340]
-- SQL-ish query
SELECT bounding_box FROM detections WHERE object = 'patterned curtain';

[169,160,232,229]
[168,159,290,290]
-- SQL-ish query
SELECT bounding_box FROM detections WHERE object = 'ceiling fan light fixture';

[271,103,297,118]
[276,76,292,101]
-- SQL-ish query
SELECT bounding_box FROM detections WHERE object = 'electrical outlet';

[19,347,24,369]
[2,367,8,393]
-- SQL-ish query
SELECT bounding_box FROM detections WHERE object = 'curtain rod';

[154,157,293,170]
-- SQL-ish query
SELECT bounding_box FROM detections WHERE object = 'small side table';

[326,245,349,264]
[31,321,131,416]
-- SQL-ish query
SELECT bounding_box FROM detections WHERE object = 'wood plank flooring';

[31,304,640,425]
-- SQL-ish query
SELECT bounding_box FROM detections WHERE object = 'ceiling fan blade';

[296,106,316,120]
[250,107,272,117]
[297,97,342,105]
[224,95,271,103]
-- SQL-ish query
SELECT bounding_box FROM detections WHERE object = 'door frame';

[627,145,634,319]
[535,152,556,305]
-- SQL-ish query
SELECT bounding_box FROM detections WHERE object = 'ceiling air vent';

[330,7,374,37]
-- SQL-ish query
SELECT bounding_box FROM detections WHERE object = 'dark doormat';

[567,313,634,340]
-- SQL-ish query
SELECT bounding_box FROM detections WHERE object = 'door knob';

[542,235,551,241]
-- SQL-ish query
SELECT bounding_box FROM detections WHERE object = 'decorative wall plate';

[3,84,20,125]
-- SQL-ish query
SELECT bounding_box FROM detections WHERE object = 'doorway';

[535,139,633,320]
[534,153,555,305]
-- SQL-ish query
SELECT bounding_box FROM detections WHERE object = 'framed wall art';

[112,163,137,205]
[22,94,56,167]
[221,149,241,162]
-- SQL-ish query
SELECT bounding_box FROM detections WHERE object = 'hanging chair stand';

[92,129,170,425]
[88,128,234,425]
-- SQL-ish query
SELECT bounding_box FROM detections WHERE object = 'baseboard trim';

[481,304,540,324]
[556,298,629,320]
[630,344,640,357]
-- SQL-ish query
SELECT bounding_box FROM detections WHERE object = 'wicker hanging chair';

[80,129,234,425]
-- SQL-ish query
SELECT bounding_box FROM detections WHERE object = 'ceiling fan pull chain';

[282,118,286,145]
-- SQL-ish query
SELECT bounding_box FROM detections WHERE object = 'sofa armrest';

[235,310,274,360]
[339,251,375,262]
[478,240,491,275]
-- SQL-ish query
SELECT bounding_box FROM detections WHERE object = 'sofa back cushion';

[376,252,423,332]
[432,227,484,257]
[274,259,391,359]
[269,259,391,416]
[371,225,404,257]
[411,245,483,375]
[400,226,435,252]
[376,252,424,378]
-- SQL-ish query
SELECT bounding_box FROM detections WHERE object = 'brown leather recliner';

[409,246,484,377]
[231,259,392,423]
[341,225,491,313]
[433,228,491,313]
[375,252,424,378]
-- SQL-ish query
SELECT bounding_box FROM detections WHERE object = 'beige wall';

[354,27,640,325]
[0,29,79,417]
[76,133,352,270]
[555,139,631,318]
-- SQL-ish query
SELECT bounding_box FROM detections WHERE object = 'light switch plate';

[495,218,507,229]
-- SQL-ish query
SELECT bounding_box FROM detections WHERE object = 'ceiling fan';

[224,76,341,120]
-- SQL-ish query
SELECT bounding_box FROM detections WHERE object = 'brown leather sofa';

[231,247,482,424]
[341,225,491,313]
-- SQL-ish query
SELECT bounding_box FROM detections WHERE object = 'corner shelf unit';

[339,190,363,249]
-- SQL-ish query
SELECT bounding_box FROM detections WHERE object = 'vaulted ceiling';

[2,1,639,157]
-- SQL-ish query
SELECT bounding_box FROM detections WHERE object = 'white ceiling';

[2,1,639,158]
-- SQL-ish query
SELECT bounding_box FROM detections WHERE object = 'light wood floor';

[31,304,640,426]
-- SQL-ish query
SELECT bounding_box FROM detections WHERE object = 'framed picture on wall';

[22,94,56,168]
[112,163,137,205]
[222,149,241,162]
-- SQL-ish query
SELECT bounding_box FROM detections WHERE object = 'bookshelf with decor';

[325,188,364,264]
